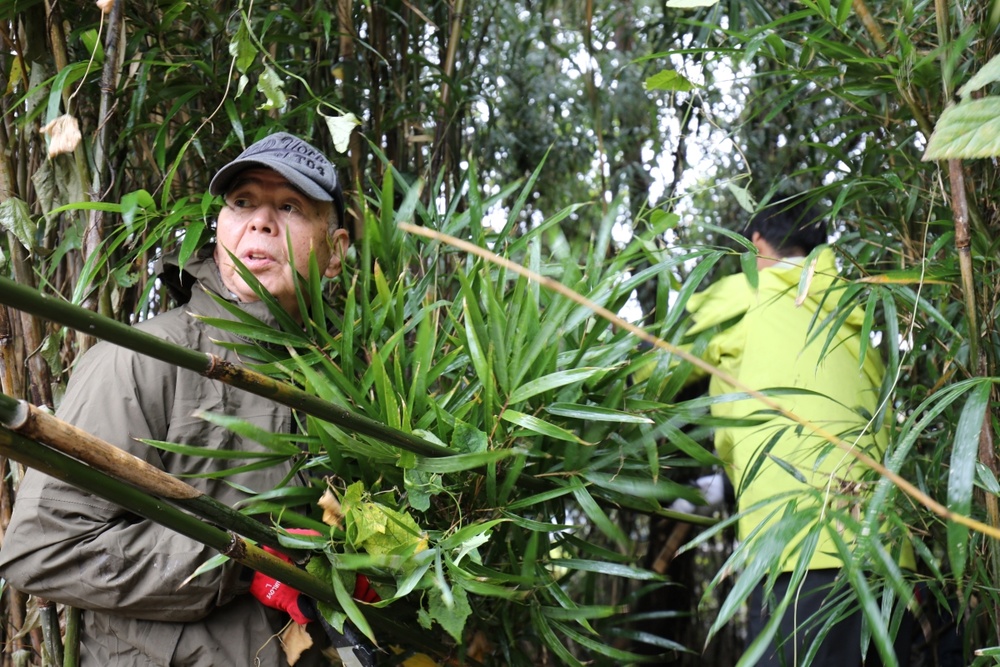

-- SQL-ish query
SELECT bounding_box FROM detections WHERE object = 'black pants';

[747,569,913,667]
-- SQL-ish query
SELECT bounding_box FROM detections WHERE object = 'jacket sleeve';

[0,340,246,622]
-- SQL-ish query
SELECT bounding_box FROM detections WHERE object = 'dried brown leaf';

[40,115,82,158]
[280,621,313,665]
[318,488,344,528]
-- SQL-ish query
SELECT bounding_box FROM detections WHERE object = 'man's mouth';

[243,250,274,261]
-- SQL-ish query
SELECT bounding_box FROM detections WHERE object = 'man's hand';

[250,528,382,624]
[250,529,320,625]
[353,573,380,603]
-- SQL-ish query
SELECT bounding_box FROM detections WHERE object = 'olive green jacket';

[0,248,326,666]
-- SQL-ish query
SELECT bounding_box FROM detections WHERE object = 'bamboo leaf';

[550,559,666,580]
[460,294,491,397]
[501,409,585,444]
[570,480,629,547]
[140,438,290,459]
[666,0,720,7]
[193,411,306,455]
[530,604,585,667]
[645,69,695,92]
[947,380,991,583]
[415,448,522,474]
[544,402,653,424]
[583,471,698,501]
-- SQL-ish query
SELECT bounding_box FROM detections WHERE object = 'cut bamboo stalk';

[0,423,340,607]
[0,393,286,552]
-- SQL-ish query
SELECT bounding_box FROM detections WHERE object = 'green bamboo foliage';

[4,0,1000,665]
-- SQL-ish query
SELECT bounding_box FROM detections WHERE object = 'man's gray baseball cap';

[210,132,344,222]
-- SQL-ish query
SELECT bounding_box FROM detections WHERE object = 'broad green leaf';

[79,29,105,64]
[323,112,360,153]
[178,220,206,269]
[923,97,1000,160]
[424,567,471,642]
[0,197,34,250]
[452,420,487,453]
[257,65,286,111]
[342,482,427,557]
[644,69,695,92]
[229,19,256,75]
[959,52,1000,99]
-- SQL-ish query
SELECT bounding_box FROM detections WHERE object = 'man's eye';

[280,203,299,214]
[231,198,252,208]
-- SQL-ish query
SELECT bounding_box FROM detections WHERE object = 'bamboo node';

[222,532,247,560]
[205,354,225,379]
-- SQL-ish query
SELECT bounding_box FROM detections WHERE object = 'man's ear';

[324,228,351,279]
[750,231,770,254]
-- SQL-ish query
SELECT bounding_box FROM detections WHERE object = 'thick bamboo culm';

[0,275,449,459]
[0,393,288,551]
[0,423,338,605]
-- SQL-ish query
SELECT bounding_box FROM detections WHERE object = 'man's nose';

[248,205,279,235]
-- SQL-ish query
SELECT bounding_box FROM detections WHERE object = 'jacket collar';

[155,245,282,330]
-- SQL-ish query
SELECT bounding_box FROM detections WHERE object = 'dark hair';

[744,197,827,255]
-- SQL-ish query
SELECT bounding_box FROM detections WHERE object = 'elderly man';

[0,132,350,665]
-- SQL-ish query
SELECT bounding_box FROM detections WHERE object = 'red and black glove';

[250,528,381,620]
[250,528,320,625]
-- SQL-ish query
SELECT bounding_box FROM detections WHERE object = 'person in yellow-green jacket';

[683,197,914,666]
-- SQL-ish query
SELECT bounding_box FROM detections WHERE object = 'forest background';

[2,0,1000,665]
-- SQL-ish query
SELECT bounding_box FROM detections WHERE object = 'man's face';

[214,168,349,318]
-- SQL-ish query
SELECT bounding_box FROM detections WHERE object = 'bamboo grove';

[4,0,1000,665]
